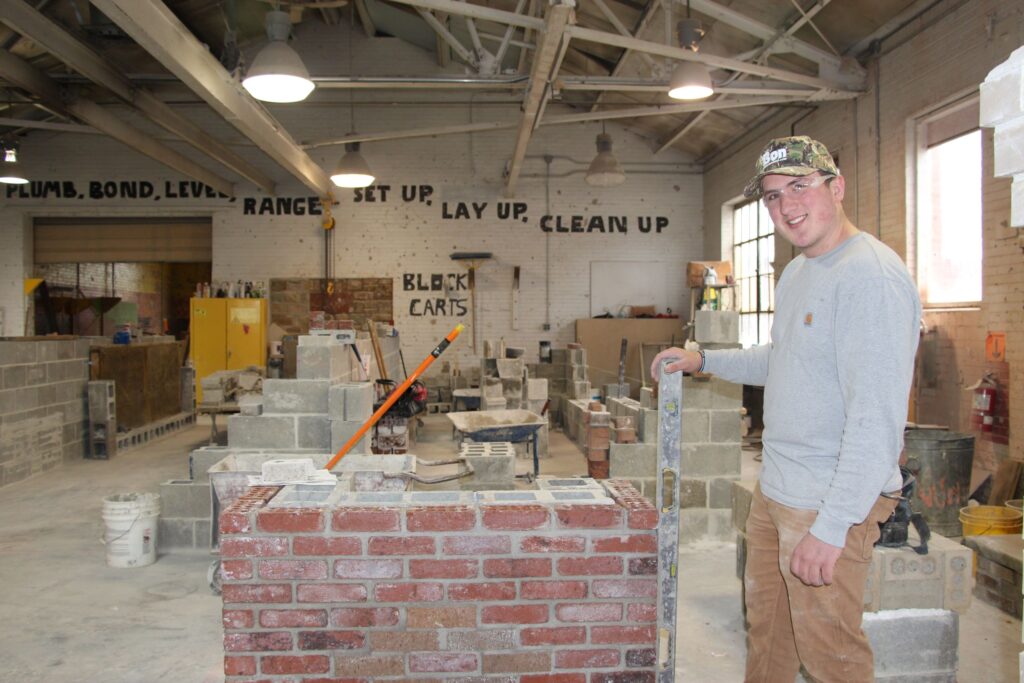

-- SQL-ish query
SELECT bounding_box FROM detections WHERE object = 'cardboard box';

[687,261,733,288]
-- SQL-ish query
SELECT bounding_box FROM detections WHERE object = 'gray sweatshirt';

[703,232,921,547]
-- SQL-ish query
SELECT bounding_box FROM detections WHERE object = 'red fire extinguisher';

[970,375,998,433]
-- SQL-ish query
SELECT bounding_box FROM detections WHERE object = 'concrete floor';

[0,414,1019,682]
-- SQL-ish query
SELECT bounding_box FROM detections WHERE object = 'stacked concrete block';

[0,339,90,488]
[609,442,658,500]
[677,375,743,542]
[495,358,524,409]
[159,477,214,550]
[613,415,637,444]
[963,534,1022,617]
[566,345,591,400]
[863,609,959,682]
[421,361,454,413]
[480,377,506,410]
[525,377,548,414]
[694,310,740,345]
[328,382,373,455]
[458,441,516,489]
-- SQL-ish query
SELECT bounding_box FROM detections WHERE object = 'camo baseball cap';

[743,135,839,199]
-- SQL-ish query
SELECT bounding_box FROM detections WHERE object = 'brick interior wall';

[270,278,395,334]
[219,481,658,682]
[0,339,89,488]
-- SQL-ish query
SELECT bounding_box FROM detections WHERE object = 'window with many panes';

[915,95,982,306]
[732,200,775,347]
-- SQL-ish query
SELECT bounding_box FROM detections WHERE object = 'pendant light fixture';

[0,144,28,185]
[331,11,375,189]
[242,10,315,103]
[331,142,375,188]
[585,125,625,187]
[668,1,713,101]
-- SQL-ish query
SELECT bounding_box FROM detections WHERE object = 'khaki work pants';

[743,484,897,683]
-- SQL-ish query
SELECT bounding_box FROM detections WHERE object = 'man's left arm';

[792,276,920,586]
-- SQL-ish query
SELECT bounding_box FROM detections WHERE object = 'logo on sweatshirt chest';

[804,312,813,326]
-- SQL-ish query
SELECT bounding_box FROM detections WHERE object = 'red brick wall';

[220,482,658,682]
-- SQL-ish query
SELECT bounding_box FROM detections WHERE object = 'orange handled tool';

[324,323,465,471]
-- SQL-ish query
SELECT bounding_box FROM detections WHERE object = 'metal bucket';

[903,429,975,537]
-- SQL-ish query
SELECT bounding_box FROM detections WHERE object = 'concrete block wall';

[962,534,1023,617]
[218,480,658,681]
[0,339,89,488]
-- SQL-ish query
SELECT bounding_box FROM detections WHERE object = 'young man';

[651,136,921,682]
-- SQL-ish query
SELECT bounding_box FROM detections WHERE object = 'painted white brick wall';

[0,21,702,367]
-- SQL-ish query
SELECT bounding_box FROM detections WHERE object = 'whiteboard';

[590,261,672,317]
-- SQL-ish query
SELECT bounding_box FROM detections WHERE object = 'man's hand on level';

[789,533,843,587]
[649,347,702,382]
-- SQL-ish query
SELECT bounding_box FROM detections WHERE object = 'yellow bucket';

[959,505,1023,536]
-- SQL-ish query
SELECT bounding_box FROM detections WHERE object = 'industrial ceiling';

[0,0,941,197]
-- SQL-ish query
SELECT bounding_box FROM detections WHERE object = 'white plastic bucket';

[102,493,160,568]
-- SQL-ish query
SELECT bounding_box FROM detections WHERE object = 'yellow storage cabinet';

[190,298,267,403]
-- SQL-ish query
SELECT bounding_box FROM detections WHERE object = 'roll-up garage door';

[34,216,212,264]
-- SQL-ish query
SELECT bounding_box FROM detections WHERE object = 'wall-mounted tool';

[450,252,492,353]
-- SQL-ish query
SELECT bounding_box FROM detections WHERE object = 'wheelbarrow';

[447,409,547,477]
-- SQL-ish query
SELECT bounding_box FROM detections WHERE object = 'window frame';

[728,198,775,348]
[908,90,983,310]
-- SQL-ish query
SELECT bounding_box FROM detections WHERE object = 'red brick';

[296,583,367,603]
[627,508,658,530]
[554,648,620,668]
[409,559,478,578]
[590,625,657,644]
[591,673,656,683]
[306,679,370,683]
[406,505,476,532]
[224,655,256,676]
[592,535,657,553]
[298,630,365,650]
[521,580,588,600]
[374,582,444,602]
[368,536,435,555]
[328,655,404,677]
[481,505,550,530]
[220,536,289,559]
[333,558,403,579]
[519,535,586,553]
[220,511,251,535]
[521,675,586,683]
[587,426,611,445]
[222,584,292,604]
[293,536,362,555]
[369,631,439,652]
[628,557,658,575]
[626,648,657,667]
[481,604,548,624]
[408,606,477,628]
[520,626,586,645]
[259,609,328,628]
[409,652,477,672]
[259,559,328,580]
[330,607,400,627]
[221,559,253,581]
[223,609,254,630]
[483,558,552,578]
[224,632,293,652]
[554,603,622,622]
[555,505,623,528]
[587,447,610,462]
[557,556,623,576]
[332,507,400,532]
[592,579,657,598]
[260,654,330,675]
[257,508,324,533]
[626,603,657,622]
[448,581,517,601]
[482,652,551,673]
[443,535,512,555]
